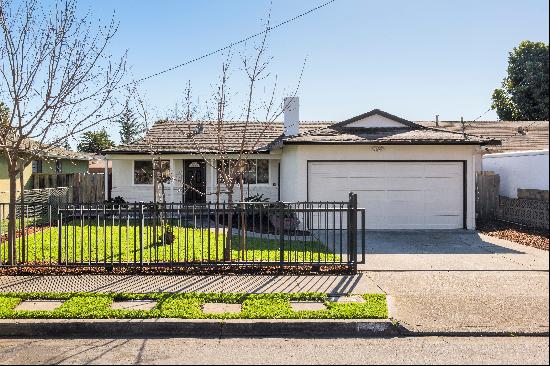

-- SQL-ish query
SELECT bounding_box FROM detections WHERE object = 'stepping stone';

[111,300,157,310]
[202,303,242,314]
[328,295,366,303]
[290,301,327,311]
[15,300,65,311]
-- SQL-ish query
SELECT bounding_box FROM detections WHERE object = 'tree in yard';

[160,19,305,260]
[117,99,144,144]
[77,129,115,154]
[491,41,549,121]
[0,0,125,265]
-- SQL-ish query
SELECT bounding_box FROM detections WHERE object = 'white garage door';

[308,161,464,229]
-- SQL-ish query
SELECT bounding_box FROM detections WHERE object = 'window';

[55,160,62,173]
[32,160,43,174]
[134,160,170,185]
[216,159,269,185]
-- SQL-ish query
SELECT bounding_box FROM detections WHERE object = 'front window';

[55,160,62,173]
[217,159,269,185]
[134,160,170,185]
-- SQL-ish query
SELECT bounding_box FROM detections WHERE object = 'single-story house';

[0,140,92,203]
[105,98,500,230]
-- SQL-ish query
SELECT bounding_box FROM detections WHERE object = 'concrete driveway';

[359,230,549,334]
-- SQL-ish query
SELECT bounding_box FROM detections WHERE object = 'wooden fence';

[476,171,549,229]
[475,171,500,220]
[31,173,109,203]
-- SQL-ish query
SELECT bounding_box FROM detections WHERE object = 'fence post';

[279,201,285,269]
[139,202,144,268]
[57,206,62,265]
[348,192,358,274]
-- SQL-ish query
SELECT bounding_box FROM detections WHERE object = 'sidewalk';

[0,274,382,295]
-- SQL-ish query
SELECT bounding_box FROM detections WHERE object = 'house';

[0,140,92,203]
[419,120,549,199]
[105,98,499,230]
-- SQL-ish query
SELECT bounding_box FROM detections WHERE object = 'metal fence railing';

[0,193,365,272]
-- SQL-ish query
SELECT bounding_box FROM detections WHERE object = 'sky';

[74,0,549,128]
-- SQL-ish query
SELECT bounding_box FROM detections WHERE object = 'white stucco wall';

[279,144,478,229]
[482,149,549,198]
[108,154,280,203]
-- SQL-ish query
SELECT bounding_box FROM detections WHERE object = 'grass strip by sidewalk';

[0,292,387,320]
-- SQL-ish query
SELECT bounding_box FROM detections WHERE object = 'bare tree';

[0,0,126,264]
[167,22,305,260]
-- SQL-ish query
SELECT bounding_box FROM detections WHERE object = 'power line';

[117,0,337,90]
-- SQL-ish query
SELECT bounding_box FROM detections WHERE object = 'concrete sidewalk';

[0,274,381,295]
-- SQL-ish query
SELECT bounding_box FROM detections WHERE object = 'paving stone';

[110,300,157,311]
[202,303,242,314]
[290,301,327,311]
[14,300,65,311]
[328,295,366,303]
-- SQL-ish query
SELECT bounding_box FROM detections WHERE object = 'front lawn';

[0,292,387,319]
[2,220,340,264]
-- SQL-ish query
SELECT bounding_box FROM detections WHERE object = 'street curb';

[0,319,399,338]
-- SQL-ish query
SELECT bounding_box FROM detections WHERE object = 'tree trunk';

[19,162,26,262]
[224,191,233,261]
[7,172,17,265]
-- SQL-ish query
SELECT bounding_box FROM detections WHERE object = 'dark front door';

[184,160,206,203]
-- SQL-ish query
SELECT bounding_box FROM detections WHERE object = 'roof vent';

[194,123,204,135]
[517,126,528,135]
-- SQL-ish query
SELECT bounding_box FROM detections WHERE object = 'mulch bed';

[477,220,549,251]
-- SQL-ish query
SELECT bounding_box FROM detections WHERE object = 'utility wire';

[117,0,337,89]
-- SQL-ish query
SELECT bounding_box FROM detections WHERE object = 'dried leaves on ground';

[477,220,549,251]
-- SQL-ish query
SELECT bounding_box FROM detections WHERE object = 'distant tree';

[77,129,115,154]
[492,41,549,121]
[117,100,143,144]
[0,101,8,125]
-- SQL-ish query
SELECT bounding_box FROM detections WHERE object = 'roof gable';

[331,109,422,129]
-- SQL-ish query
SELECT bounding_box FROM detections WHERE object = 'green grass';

[0,292,387,319]
[2,220,339,264]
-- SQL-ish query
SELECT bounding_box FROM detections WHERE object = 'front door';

[184,160,206,203]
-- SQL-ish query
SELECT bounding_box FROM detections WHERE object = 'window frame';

[216,158,269,185]
[133,159,171,186]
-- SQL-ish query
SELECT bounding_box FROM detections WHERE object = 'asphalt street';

[0,336,547,365]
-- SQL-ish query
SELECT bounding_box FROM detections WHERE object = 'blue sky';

[79,0,549,124]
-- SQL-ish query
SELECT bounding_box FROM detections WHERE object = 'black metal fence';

[0,193,365,272]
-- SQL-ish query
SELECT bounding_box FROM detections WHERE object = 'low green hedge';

[0,292,387,320]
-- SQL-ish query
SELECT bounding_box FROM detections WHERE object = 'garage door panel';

[308,161,464,229]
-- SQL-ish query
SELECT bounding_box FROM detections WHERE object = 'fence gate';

[476,171,500,220]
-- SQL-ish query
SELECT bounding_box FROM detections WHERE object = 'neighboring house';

[88,157,112,174]
[417,120,549,154]
[105,98,499,230]
[419,120,549,198]
[482,150,549,198]
[0,140,92,203]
